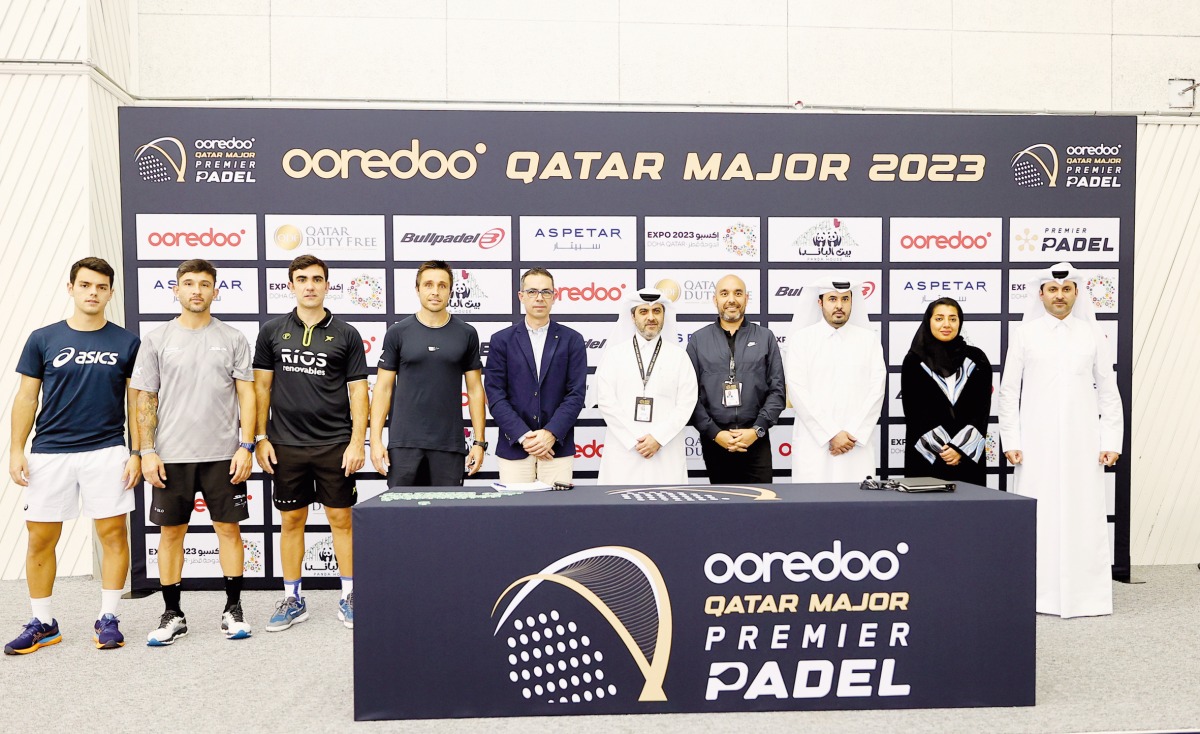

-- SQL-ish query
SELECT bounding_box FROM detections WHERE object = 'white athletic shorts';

[24,445,135,522]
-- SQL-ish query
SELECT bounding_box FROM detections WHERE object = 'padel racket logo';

[493,546,673,704]
[134,137,186,183]
[1011,144,1058,188]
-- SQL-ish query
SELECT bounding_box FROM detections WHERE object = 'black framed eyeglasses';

[522,289,555,299]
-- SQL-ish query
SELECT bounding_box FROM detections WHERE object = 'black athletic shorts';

[387,447,464,488]
[150,460,250,526]
[271,441,357,511]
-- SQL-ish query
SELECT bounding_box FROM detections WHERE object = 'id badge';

[722,381,742,407]
[635,397,654,423]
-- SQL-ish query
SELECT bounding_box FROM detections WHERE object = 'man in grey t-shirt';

[131,259,256,646]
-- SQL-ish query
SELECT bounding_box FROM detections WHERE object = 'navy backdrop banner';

[117,108,1135,590]
[352,483,1036,719]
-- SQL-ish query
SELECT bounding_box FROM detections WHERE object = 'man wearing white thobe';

[596,289,698,485]
[785,280,886,482]
[998,262,1123,618]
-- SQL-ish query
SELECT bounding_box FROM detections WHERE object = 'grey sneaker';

[147,610,187,647]
[221,602,252,640]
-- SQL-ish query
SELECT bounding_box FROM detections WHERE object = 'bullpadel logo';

[493,546,672,704]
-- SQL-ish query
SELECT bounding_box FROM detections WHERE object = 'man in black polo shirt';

[687,273,786,484]
[370,259,486,487]
[254,255,368,632]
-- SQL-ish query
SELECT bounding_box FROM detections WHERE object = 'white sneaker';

[221,602,252,640]
[147,610,188,646]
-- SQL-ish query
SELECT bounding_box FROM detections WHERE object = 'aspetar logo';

[493,546,673,704]
[1011,144,1059,188]
[52,347,119,368]
[134,137,186,183]
[795,218,859,260]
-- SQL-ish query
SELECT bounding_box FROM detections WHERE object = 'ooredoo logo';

[134,137,186,183]
[147,228,247,248]
[703,540,909,584]
[575,440,604,459]
[899,230,991,250]
[556,282,627,302]
[282,140,487,180]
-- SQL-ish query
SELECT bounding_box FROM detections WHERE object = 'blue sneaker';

[93,613,124,649]
[265,596,308,632]
[4,618,62,655]
[338,593,354,629]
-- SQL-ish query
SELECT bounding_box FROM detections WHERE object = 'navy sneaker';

[338,593,354,630]
[146,610,188,647]
[265,596,308,632]
[93,613,124,649]
[4,618,62,655]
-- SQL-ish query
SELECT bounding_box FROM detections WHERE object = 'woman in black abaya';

[901,297,993,485]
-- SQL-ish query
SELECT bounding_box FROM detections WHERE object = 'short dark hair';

[520,267,554,289]
[289,254,328,281]
[69,257,115,287]
[177,259,217,282]
[415,260,454,288]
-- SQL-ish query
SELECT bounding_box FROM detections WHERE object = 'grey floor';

[0,565,1197,734]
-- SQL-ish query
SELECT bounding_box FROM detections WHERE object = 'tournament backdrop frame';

[118,108,1135,591]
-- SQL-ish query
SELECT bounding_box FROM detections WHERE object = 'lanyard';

[724,328,738,381]
[633,336,663,391]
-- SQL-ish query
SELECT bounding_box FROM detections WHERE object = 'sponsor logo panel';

[137,267,259,314]
[644,269,760,316]
[571,425,607,479]
[146,531,266,579]
[546,269,637,315]
[889,218,1002,263]
[889,319,1000,367]
[889,269,1001,315]
[644,217,760,262]
[558,320,617,369]
[767,217,883,263]
[392,267,512,315]
[264,215,384,261]
[519,216,637,261]
[271,532,342,577]
[347,321,389,369]
[134,134,259,185]
[1009,218,1120,263]
[766,269,882,317]
[136,214,259,261]
[888,424,906,466]
[393,216,513,261]
[267,267,388,316]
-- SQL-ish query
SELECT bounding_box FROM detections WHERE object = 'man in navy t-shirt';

[6,257,141,655]
[370,260,486,486]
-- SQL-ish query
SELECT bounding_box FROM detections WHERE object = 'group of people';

[5,255,1124,657]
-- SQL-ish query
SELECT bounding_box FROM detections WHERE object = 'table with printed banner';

[352,482,1034,720]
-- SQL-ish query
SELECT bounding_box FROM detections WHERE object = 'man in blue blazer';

[484,268,588,484]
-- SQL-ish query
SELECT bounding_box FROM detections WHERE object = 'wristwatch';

[238,441,256,452]
[472,439,489,450]
[754,426,767,439]
[254,434,268,443]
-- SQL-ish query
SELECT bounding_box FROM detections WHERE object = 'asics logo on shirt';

[52,347,119,367]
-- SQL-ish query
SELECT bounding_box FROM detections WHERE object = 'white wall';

[133,0,1200,113]
[2,1,1199,579]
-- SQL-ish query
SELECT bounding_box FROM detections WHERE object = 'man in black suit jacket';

[483,268,587,484]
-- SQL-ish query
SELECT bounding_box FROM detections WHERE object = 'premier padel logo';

[1011,144,1058,188]
[493,546,673,704]
[134,137,187,183]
